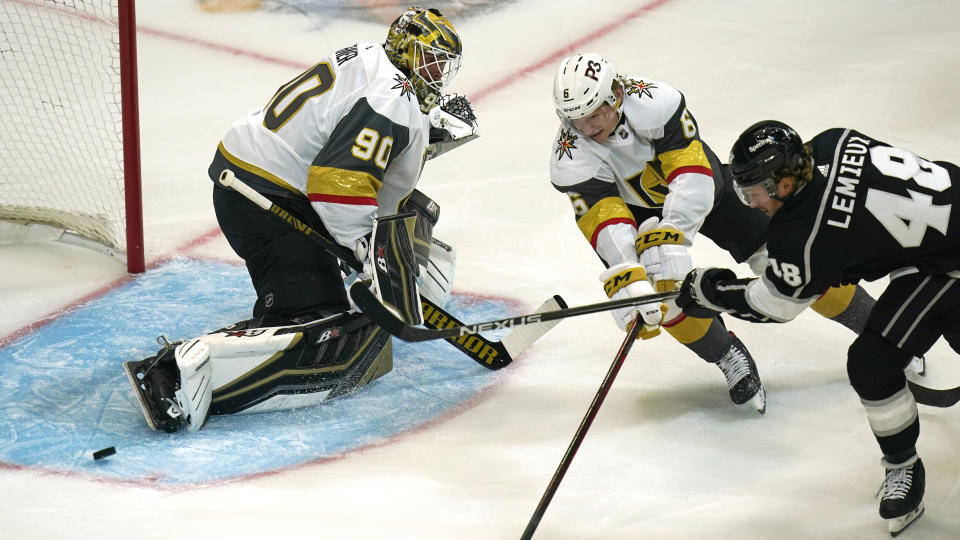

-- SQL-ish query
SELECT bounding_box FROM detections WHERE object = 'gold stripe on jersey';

[217,142,300,194]
[577,196,637,247]
[810,283,858,319]
[307,165,383,204]
[658,140,713,184]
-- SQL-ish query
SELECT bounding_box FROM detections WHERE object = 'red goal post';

[1,0,144,273]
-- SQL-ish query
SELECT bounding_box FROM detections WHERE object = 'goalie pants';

[213,183,350,320]
[847,272,960,460]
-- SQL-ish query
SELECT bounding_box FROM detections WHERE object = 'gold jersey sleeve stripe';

[658,140,713,184]
[576,196,637,247]
[307,166,383,205]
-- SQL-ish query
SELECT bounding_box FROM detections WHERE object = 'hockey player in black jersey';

[124,7,477,433]
[677,120,960,536]
[549,54,877,413]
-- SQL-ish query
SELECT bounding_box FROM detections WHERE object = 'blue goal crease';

[0,258,514,485]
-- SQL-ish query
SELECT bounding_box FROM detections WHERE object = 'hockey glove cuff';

[676,267,736,319]
[600,262,664,339]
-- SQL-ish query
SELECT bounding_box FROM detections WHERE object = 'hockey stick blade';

[350,281,677,342]
[421,294,567,369]
[218,169,560,369]
[907,380,960,408]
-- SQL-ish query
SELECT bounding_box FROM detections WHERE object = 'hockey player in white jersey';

[549,53,876,412]
[124,7,476,433]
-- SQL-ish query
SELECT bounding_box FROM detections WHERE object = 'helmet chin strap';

[608,112,626,137]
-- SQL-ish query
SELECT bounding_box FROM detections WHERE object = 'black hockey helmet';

[729,120,809,204]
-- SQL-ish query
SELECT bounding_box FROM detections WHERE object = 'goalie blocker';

[360,212,424,326]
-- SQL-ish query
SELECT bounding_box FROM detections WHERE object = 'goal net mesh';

[0,0,127,252]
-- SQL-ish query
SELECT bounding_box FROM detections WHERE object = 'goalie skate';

[122,337,185,433]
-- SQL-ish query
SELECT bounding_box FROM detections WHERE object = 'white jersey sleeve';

[622,79,713,244]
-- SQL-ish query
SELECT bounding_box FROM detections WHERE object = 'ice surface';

[2,1,959,539]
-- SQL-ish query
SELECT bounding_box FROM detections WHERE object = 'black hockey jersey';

[740,128,960,321]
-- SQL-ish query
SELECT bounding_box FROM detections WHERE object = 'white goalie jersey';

[210,42,430,250]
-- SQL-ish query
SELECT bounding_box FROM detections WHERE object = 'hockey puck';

[92,446,116,460]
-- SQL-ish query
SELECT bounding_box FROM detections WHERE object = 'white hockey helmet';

[553,53,620,120]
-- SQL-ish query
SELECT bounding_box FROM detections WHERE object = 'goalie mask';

[385,7,463,113]
[729,120,813,205]
[553,53,621,121]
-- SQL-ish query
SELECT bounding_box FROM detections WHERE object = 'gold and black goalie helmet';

[385,7,463,113]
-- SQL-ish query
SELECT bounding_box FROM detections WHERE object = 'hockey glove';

[635,217,692,293]
[676,267,736,319]
[426,93,479,160]
[600,262,664,339]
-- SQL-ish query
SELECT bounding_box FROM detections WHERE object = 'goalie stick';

[348,279,677,342]
[218,169,560,369]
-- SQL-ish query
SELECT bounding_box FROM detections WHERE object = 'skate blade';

[748,387,767,414]
[889,503,924,537]
[122,361,161,431]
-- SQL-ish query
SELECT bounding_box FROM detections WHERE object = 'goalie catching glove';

[426,93,479,160]
[600,262,665,339]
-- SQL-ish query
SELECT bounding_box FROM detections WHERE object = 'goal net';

[0,0,144,272]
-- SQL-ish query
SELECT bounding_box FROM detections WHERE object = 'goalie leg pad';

[370,213,423,325]
[419,237,456,306]
[398,190,457,306]
[172,339,213,432]
[204,312,392,415]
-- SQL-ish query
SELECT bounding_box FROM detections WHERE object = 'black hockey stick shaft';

[520,318,644,540]
[349,279,677,342]
[907,380,960,407]
[217,169,530,369]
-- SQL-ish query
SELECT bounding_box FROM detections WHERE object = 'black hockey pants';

[212,183,350,320]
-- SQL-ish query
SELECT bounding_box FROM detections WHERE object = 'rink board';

[0,258,516,485]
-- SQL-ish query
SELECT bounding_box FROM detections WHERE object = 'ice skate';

[122,337,186,433]
[876,455,925,537]
[715,333,765,413]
